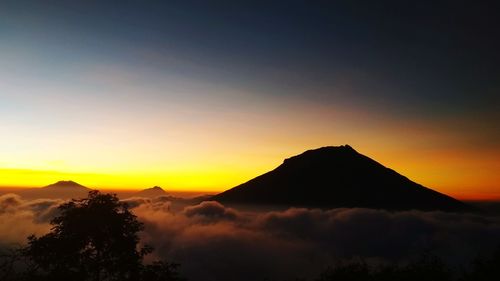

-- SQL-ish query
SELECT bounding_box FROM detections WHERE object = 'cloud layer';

[0,193,62,246]
[132,200,500,281]
[2,194,500,281]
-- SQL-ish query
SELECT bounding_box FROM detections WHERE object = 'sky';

[0,1,499,199]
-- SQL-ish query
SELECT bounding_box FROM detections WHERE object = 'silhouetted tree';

[141,261,185,281]
[313,254,452,281]
[0,248,22,281]
[19,191,182,281]
[460,246,500,281]
[396,253,452,281]
[316,260,371,281]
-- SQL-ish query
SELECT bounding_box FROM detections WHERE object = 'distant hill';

[43,180,90,191]
[134,186,167,198]
[213,145,472,212]
[16,180,92,199]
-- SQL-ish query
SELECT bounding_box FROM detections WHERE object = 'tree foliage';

[460,247,500,281]
[315,254,452,281]
[16,191,182,281]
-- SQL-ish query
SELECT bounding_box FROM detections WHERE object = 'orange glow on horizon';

[1,95,498,199]
[0,142,499,201]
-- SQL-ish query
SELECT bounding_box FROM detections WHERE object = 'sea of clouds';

[2,193,500,281]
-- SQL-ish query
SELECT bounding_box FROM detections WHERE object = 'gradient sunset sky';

[1,1,499,199]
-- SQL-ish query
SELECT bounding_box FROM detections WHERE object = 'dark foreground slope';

[213,145,471,211]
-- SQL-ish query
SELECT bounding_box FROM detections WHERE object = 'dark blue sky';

[3,1,498,110]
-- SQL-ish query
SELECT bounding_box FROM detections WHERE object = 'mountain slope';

[18,181,93,199]
[135,186,167,198]
[213,145,471,211]
[43,180,90,191]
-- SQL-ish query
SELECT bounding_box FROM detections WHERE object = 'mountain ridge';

[134,186,168,197]
[43,180,90,190]
[213,145,472,212]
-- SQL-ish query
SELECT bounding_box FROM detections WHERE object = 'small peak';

[340,144,356,151]
[52,180,82,186]
[135,185,167,197]
[44,180,88,189]
[283,145,358,164]
[315,145,358,154]
[304,145,358,155]
[56,180,78,185]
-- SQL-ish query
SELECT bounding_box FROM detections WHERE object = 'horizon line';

[0,184,499,202]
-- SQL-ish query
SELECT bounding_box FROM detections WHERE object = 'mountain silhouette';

[43,180,90,190]
[213,145,472,212]
[135,186,167,198]
[14,180,93,199]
